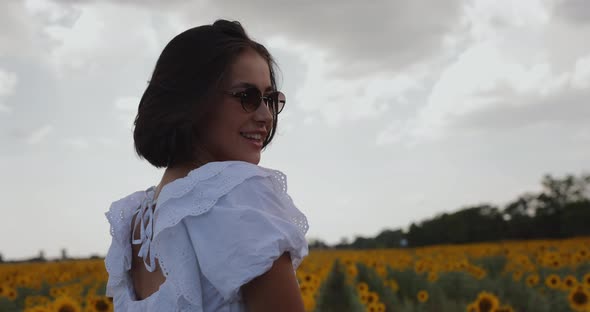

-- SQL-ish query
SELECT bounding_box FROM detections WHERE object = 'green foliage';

[354,262,399,310]
[313,259,364,312]
[435,271,481,302]
[492,274,551,312]
[0,297,18,312]
[471,256,507,279]
[385,267,428,305]
[380,258,580,312]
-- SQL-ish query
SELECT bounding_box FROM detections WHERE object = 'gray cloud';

[0,1,40,57]
[451,87,590,132]
[206,0,466,77]
[554,0,590,24]
[50,0,465,78]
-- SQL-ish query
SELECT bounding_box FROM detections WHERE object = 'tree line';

[309,173,590,249]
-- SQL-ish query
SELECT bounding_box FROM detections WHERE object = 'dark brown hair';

[133,19,280,168]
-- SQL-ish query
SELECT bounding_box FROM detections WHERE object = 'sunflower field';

[1,237,589,312]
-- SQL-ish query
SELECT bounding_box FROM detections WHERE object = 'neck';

[155,160,206,200]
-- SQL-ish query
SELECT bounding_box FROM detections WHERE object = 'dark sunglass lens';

[274,91,286,114]
[242,88,262,112]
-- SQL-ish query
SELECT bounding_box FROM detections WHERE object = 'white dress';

[103,160,310,311]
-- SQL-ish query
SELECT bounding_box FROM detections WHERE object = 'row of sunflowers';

[1,236,589,311]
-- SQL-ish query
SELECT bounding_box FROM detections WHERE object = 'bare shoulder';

[241,252,305,312]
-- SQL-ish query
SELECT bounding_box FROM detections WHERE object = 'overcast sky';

[1,0,589,260]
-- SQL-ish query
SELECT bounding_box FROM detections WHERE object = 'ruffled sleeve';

[104,191,145,295]
[181,173,310,303]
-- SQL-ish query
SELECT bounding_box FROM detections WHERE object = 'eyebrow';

[231,82,274,92]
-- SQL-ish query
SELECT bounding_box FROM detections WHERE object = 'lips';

[240,132,264,149]
[240,130,268,138]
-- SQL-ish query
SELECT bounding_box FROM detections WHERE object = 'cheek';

[207,115,241,147]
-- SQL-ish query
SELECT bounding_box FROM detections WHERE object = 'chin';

[243,154,260,165]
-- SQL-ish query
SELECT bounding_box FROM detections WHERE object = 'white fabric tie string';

[131,187,158,272]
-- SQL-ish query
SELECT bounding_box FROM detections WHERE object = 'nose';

[254,98,274,125]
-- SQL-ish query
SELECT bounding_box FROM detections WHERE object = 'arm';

[241,252,305,312]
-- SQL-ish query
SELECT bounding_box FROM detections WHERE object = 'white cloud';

[0,70,17,96]
[59,0,464,78]
[0,1,42,57]
[0,104,11,113]
[374,0,590,145]
[61,136,90,150]
[302,115,314,126]
[375,119,417,146]
[39,1,160,78]
[571,54,590,89]
[97,136,116,147]
[25,0,82,27]
[417,41,569,137]
[26,124,54,145]
[465,0,551,41]
[0,69,18,113]
[114,96,139,131]
[277,40,423,126]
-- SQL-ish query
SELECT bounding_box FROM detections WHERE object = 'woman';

[103,19,310,311]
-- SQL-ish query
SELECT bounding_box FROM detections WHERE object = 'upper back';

[129,210,166,300]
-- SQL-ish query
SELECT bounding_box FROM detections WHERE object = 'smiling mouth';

[240,132,263,148]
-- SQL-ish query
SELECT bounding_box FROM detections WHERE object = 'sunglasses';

[223,87,286,114]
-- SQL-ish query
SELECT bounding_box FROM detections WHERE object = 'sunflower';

[473,269,487,280]
[414,260,427,274]
[475,291,500,312]
[366,303,379,312]
[577,247,589,260]
[346,265,358,278]
[545,274,561,289]
[366,291,379,305]
[562,275,578,291]
[417,290,429,303]
[367,302,385,312]
[427,271,439,282]
[359,292,369,305]
[86,295,112,312]
[583,273,590,288]
[25,295,51,308]
[3,286,17,301]
[568,286,590,312]
[356,282,369,294]
[494,305,515,312]
[466,303,477,312]
[550,259,561,269]
[512,270,523,281]
[386,279,399,292]
[51,296,81,312]
[526,274,540,287]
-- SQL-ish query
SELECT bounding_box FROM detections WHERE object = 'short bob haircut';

[133,19,280,168]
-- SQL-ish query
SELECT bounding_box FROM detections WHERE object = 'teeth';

[241,132,262,140]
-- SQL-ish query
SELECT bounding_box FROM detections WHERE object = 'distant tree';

[318,172,590,250]
[374,229,405,248]
[308,238,330,249]
[89,254,102,259]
